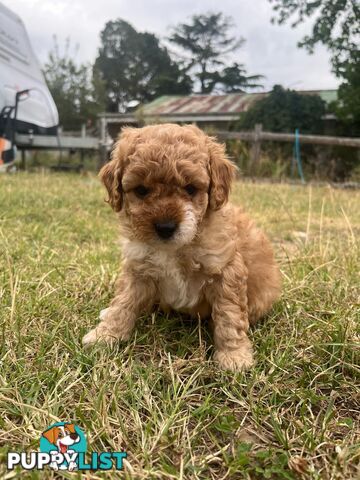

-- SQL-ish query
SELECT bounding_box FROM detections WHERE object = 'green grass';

[0,173,359,479]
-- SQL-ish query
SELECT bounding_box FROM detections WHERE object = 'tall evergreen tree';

[95,19,192,112]
[169,12,263,93]
[219,63,264,93]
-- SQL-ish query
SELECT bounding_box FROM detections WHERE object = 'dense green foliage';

[169,13,263,93]
[335,51,360,131]
[237,85,325,133]
[95,20,192,112]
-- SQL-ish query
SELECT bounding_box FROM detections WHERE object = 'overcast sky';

[5,0,339,91]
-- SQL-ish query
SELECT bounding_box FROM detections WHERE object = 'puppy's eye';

[134,185,150,198]
[185,184,197,196]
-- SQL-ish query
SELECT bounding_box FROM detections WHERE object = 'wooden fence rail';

[216,127,360,148]
[215,124,360,176]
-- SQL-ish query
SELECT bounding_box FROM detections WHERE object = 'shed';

[99,90,338,141]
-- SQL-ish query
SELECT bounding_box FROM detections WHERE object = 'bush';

[237,85,325,134]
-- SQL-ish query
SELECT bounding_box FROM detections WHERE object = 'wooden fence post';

[98,116,108,170]
[20,149,26,170]
[250,123,262,174]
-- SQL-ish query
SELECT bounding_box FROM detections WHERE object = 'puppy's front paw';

[82,322,130,347]
[82,324,115,346]
[214,347,254,372]
[99,307,111,320]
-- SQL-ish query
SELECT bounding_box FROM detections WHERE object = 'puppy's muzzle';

[154,221,178,239]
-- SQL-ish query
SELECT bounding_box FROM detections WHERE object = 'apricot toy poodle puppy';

[83,123,281,371]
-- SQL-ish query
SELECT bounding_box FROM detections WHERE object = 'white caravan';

[0,1,58,135]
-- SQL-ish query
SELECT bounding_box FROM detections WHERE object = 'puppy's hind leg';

[247,260,281,325]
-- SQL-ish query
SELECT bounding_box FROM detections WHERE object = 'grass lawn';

[0,173,359,479]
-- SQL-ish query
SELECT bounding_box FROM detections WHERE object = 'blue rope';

[294,128,305,184]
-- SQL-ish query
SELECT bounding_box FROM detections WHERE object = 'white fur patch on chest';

[122,240,204,310]
[153,250,204,310]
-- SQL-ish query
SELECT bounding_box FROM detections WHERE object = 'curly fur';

[83,123,281,371]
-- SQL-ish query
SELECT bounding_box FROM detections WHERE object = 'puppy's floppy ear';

[99,158,123,212]
[99,134,128,212]
[207,136,237,210]
[42,426,59,445]
[99,127,140,212]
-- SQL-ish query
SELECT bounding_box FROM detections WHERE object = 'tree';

[269,1,360,128]
[269,0,359,73]
[237,85,325,134]
[335,51,360,130]
[95,20,192,112]
[43,37,105,130]
[169,12,263,93]
[218,63,264,93]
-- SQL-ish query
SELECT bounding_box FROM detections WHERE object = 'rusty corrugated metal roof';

[141,90,337,117]
[142,93,265,116]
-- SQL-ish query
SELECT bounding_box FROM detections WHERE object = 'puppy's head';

[100,123,236,246]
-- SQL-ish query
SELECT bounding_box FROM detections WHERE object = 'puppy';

[42,423,79,471]
[83,124,281,371]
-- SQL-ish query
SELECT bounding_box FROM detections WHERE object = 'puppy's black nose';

[154,221,177,239]
[70,433,79,441]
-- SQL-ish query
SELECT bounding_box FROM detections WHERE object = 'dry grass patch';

[0,173,359,479]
